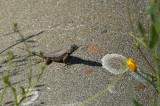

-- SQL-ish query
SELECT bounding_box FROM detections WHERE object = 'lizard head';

[69,44,79,53]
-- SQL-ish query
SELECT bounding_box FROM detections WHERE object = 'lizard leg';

[45,58,52,65]
[63,54,70,67]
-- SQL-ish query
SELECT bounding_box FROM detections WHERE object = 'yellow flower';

[126,58,137,72]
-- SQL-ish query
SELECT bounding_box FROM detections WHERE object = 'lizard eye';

[71,44,78,50]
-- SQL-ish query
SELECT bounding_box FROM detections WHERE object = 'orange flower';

[126,58,137,72]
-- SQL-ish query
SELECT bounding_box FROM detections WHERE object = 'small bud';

[126,58,137,72]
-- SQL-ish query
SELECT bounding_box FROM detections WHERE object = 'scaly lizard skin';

[19,44,79,65]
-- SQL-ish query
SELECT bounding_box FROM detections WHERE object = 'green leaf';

[2,75,11,86]
[39,51,44,58]
[6,51,14,60]
[138,22,145,37]
[20,87,26,96]
[139,71,156,83]
[129,33,149,49]
[149,23,159,49]
[40,65,46,72]
[12,22,19,32]
[147,5,155,22]
[130,98,143,106]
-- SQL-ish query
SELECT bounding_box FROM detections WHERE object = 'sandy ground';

[0,0,156,106]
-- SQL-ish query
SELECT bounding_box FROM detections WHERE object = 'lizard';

[18,44,79,66]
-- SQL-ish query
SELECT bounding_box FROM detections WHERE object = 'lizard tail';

[18,47,40,57]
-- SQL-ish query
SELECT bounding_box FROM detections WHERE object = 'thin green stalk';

[78,72,124,106]
[28,68,32,88]
[11,87,18,106]
[137,71,157,92]
[17,91,28,105]
[152,54,160,106]
[18,96,26,105]
[12,23,34,105]
[34,65,46,86]
[137,47,156,74]
[158,93,160,106]
[14,24,33,89]
[0,84,7,104]
[154,58,160,82]
[150,91,157,106]
[156,76,160,105]
[17,96,27,106]
[151,47,160,81]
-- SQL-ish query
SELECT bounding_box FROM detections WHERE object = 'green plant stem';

[137,72,157,91]
[137,47,156,74]
[151,48,160,106]
[16,30,33,89]
[78,72,124,106]
[0,85,7,104]
[13,24,34,105]
[17,92,28,106]
[158,92,160,106]
[151,47,160,81]
[35,66,45,86]
[151,91,157,106]
[17,97,26,106]
[153,58,160,82]
[11,87,18,106]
